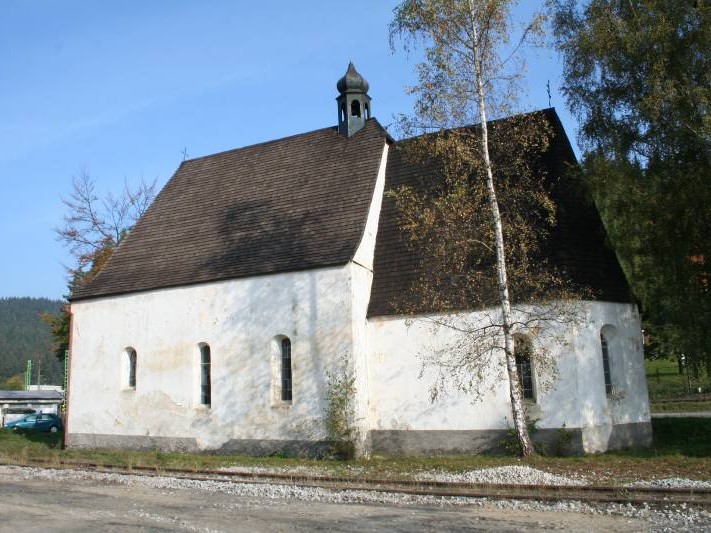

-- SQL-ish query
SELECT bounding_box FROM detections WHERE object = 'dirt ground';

[0,468,659,532]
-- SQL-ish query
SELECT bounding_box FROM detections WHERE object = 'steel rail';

[3,458,710,508]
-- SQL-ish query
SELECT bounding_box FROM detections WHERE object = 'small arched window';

[600,327,615,395]
[281,337,292,402]
[200,344,211,407]
[340,103,346,123]
[124,347,137,389]
[364,102,370,119]
[514,336,534,401]
[350,99,361,118]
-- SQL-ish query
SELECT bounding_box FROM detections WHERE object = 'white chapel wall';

[68,264,357,451]
[352,143,389,271]
[366,301,650,452]
[350,142,389,451]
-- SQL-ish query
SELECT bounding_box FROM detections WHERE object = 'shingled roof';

[72,119,390,300]
[367,108,632,317]
[73,108,629,314]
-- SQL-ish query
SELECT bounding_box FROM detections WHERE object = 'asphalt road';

[0,469,655,532]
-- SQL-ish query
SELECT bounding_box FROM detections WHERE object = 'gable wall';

[67,264,358,453]
[365,301,651,454]
[350,143,389,452]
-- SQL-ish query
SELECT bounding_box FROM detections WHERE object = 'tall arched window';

[124,347,137,389]
[200,344,211,406]
[280,337,292,402]
[514,336,534,401]
[600,328,614,395]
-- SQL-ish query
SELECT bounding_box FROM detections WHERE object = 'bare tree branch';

[56,171,157,276]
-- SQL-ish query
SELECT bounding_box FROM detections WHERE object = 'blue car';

[4,413,63,433]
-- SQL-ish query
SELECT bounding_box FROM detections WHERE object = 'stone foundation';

[66,422,652,457]
[366,428,586,456]
[66,433,331,457]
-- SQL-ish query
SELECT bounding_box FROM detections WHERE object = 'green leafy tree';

[390,0,581,456]
[1,373,26,391]
[47,172,157,360]
[552,0,711,372]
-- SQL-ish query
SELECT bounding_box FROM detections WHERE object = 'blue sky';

[0,1,575,300]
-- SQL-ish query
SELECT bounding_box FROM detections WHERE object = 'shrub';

[324,355,357,459]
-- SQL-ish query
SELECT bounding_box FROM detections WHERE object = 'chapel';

[66,63,651,455]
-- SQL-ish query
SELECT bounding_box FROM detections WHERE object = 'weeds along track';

[4,458,711,508]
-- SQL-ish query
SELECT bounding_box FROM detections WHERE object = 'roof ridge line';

[183,118,391,165]
[182,125,340,164]
[392,107,559,144]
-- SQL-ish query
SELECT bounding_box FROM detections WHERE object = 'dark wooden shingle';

[73,120,389,300]
[367,109,631,317]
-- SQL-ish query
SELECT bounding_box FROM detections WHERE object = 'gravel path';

[4,465,711,532]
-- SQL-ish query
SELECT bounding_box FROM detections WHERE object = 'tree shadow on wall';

[196,199,355,442]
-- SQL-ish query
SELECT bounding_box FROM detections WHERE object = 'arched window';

[514,336,534,401]
[200,344,211,407]
[280,337,292,402]
[124,347,137,389]
[350,99,361,118]
[600,327,616,395]
[364,102,370,119]
[340,103,346,123]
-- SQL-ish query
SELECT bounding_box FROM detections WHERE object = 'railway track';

[4,458,710,508]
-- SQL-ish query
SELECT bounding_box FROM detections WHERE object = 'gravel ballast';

[627,478,711,489]
[4,465,711,532]
[414,465,587,486]
[222,463,711,492]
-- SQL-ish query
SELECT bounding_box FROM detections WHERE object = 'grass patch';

[650,401,711,413]
[647,417,711,457]
[0,429,63,465]
[519,417,711,484]
[0,417,710,484]
[646,358,710,400]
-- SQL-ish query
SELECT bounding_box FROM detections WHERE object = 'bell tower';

[336,62,371,138]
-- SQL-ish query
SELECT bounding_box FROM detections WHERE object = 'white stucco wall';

[69,276,649,454]
[67,140,397,453]
[66,125,650,454]
[352,143,389,272]
[350,142,389,451]
[366,301,650,452]
[68,265,358,450]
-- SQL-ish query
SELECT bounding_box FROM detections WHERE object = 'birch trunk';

[470,10,535,457]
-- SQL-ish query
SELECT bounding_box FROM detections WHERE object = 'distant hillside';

[0,297,63,386]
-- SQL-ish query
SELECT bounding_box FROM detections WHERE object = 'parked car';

[4,413,62,433]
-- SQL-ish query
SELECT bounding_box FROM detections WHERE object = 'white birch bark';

[469,4,535,456]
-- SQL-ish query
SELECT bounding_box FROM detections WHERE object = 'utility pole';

[24,360,32,390]
[61,351,69,415]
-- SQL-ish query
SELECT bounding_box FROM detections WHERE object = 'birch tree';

[390,0,575,456]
